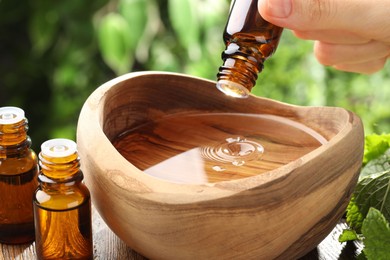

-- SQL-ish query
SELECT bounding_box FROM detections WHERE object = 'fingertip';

[258,0,272,22]
[258,0,292,27]
[257,0,266,16]
[264,0,292,18]
[292,30,311,40]
[333,58,388,75]
[313,41,335,66]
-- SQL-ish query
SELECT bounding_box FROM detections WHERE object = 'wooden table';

[0,207,363,260]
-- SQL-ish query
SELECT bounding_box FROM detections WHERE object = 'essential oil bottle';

[34,138,93,260]
[0,106,38,244]
[216,0,283,98]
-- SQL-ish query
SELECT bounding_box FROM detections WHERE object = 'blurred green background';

[1,0,389,152]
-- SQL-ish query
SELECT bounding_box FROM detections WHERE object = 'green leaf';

[148,39,181,72]
[345,196,365,232]
[354,172,390,221]
[199,0,229,29]
[118,0,148,51]
[97,12,133,75]
[342,135,390,248]
[360,149,390,180]
[362,208,390,260]
[53,62,79,89]
[339,229,359,242]
[29,9,59,55]
[363,134,390,165]
[168,0,201,60]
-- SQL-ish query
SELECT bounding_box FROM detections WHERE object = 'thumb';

[258,0,390,40]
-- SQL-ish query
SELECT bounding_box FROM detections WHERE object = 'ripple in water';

[201,137,264,171]
[113,113,325,184]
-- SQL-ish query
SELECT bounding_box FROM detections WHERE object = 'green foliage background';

[1,0,389,152]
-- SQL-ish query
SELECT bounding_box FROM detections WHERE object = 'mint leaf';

[360,148,390,180]
[345,155,390,231]
[339,229,359,242]
[362,208,390,259]
[341,134,390,252]
[353,172,390,223]
[345,196,365,232]
[363,134,390,165]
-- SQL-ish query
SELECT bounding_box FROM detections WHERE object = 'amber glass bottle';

[217,0,283,98]
[0,106,38,244]
[34,138,93,260]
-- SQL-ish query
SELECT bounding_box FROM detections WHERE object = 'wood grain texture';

[0,208,363,260]
[77,71,364,259]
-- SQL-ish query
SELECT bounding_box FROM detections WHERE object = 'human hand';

[258,0,390,74]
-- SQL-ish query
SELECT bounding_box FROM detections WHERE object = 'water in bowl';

[112,113,327,184]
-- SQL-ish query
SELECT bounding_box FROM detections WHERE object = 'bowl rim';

[77,71,362,203]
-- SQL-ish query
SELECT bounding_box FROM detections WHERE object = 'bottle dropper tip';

[216,80,250,98]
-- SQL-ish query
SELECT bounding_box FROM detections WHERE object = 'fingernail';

[266,0,292,18]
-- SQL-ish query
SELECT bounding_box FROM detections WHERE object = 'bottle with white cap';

[0,106,38,244]
[33,138,93,260]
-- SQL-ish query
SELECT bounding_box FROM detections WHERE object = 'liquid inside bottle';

[34,138,93,260]
[112,113,326,184]
[0,106,38,244]
[216,0,283,98]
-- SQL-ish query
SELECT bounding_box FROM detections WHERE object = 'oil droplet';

[212,166,226,172]
[202,136,264,168]
[232,160,245,166]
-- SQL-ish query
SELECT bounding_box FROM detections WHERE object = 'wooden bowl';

[77,71,364,259]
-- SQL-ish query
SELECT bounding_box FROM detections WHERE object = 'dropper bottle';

[33,138,93,260]
[0,106,38,244]
[216,0,283,98]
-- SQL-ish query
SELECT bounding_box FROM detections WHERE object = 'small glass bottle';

[216,0,283,98]
[33,138,93,260]
[0,106,38,244]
